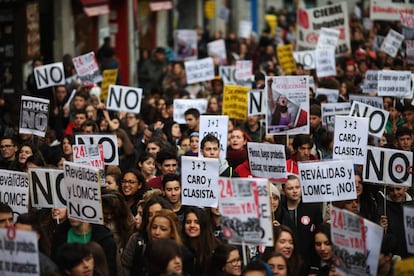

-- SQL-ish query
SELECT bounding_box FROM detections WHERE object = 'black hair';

[292,134,313,150]
[56,243,93,274]
[200,133,220,149]
[184,108,200,119]
[162,173,181,189]
[146,238,182,274]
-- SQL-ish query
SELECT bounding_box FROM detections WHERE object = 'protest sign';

[184,57,215,84]
[222,85,249,120]
[235,60,252,81]
[207,39,227,65]
[219,66,252,87]
[0,170,29,216]
[72,51,102,85]
[316,27,340,50]
[349,94,384,109]
[380,29,404,58]
[277,45,296,74]
[75,134,119,165]
[19,95,49,137]
[378,70,412,98]
[106,85,142,113]
[297,2,350,55]
[299,159,356,203]
[370,0,414,21]
[181,156,219,207]
[217,6,230,21]
[199,115,228,159]
[330,207,366,275]
[173,99,208,124]
[315,88,339,103]
[394,257,414,275]
[239,20,252,39]
[204,1,215,19]
[0,228,39,276]
[333,116,369,164]
[248,89,266,116]
[29,168,66,208]
[315,49,336,78]
[404,206,414,254]
[34,62,65,89]
[174,29,198,61]
[364,218,383,276]
[363,70,379,93]
[407,40,414,65]
[247,142,287,181]
[321,102,351,132]
[64,161,103,224]
[265,14,277,36]
[364,145,413,187]
[100,69,118,101]
[219,177,262,244]
[256,180,273,247]
[401,12,414,29]
[266,75,309,135]
[349,101,389,138]
[73,144,105,187]
[293,50,316,70]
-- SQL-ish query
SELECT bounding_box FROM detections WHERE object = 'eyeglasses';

[121,179,138,185]
[226,258,241,266]
[0,145,14,149]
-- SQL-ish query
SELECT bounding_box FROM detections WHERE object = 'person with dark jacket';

[51,218,117,276]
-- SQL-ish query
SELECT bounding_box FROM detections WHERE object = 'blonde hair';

[147,209,183,246]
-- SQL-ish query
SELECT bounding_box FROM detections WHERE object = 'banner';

[370,0,414,21]
[219,177,262,244]
[266,75,309,135]
[173,99,208,124]
[247,142,287,181]
[0,169,29,216]
[364,146,413,187]
[184,57,215,84]
[106,85,143,113]
[222,85,249,120]
[72,51,102,85]
[378,70,412,98]
[380,29,404,58]
[349,95,383,109]
[181,156,219,207]
[29,168,66,208]
[277,45,296,73]
[75,134,119,165]
[333,116,369,165]
[299,159,356,203]
[297,2,350,55]
[64,161,103,224]
[349,101,389,138]
[174,29,198,61]
[0,229,39,276]
[19,95,49,137]
[207,39,227,65]
[248,89,266,116]
[34,62,65,89]
[321,102,351,132]
[199,115,228,160]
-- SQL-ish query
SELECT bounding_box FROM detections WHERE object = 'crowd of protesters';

[0,3,414,276]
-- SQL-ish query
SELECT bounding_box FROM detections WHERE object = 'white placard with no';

[19,95,50,137]
[248,89,266,116]
[293,50,316,70]
[29,168,66,208]
[34,62,65,89]
[75,134,119,165]
[106,85,142,113]
[349,101,389,138]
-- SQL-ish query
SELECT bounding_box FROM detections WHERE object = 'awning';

[81,0,110,17]
[149,0,173,12]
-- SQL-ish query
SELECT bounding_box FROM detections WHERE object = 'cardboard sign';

[72,51,102,85]
[321,102,351,132]
[378,70,412,98]
[19,95,50,137]
[248,89,266,116]
[199,115,228,160]
[266,75,309,135]
[239,20,252,39]
[277,45,296,73]
[315,49,336,78]
[29,168,66,208]
[349,95,383,109]
[316,27,340,50]
[222,85,249,120]
[363,70,379,93]
[106,85,142,113]
[299,159,356,203]
[184,57,215,84]
[333,116,369,165]
[100,69,118,100]
[370,0,414,21]
[0,170,29,216]
[34,62,65,89]
[297,2,350,55]
[331,207,366,275]
[173,99,208,124]
[293,50,316,70]
[247,142,287,181]
[315,88,339,103]
[349,101,389,138]
[380,29,404,58]
[404,206,414,254]
[181,156,219,208]
[364,146,413,187]
[0,229,39,276]
[235,60,252,81]
[364,218,383,276]
[174,29,198,61]
[219,65,252,86]
[64,161,103,224]
[207,39,227,65]
[256,180,273,246]
[75,134,119,165]
[218,177,262,244]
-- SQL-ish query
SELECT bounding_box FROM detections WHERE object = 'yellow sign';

[277,45,297,74]
[222,85,249,120]
[204,1,216,20]
[265,14,277,36]
[394,257,414,275]
[101,69,118,101]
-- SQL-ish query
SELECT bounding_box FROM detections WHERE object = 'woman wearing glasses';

[210,244,242,276]
[120,168,148,216]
